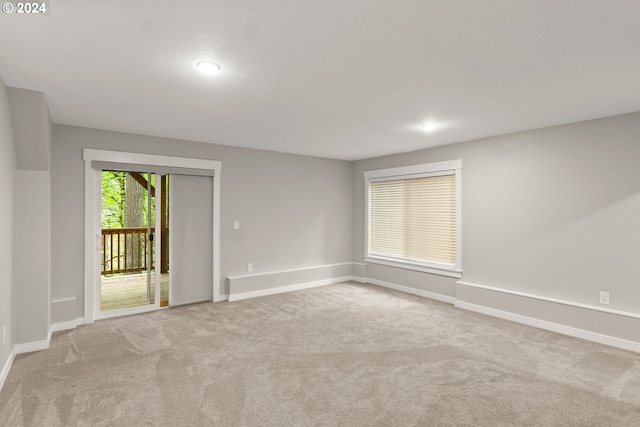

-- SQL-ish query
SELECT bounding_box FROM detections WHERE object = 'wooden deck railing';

[101,227,150,275]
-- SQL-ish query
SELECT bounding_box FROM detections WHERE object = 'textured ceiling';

[1,0,639,160]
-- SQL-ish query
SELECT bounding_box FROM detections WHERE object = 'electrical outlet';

[248,263,253,272]
[234,221,240,230]
[599,291,610,305]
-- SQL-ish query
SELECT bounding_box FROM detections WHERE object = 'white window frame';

[364,159,462,278]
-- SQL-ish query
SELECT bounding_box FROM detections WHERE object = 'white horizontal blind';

[369,174,456,265]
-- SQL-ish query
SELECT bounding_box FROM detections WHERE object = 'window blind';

[369,174,456,265]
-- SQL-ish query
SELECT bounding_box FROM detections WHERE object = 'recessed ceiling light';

[422,123,438,131]
[196,61,221,74]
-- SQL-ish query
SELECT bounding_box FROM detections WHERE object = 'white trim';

[93,169,102,318]
[227,262,354,280]
[456,281,640,320]
[14,331,52,355]
[169,299,211,307]
[368,170,454,184]
[212,171,221,302]
[229,276,352,302]
[454,301,640,354]
[92,169,102,319]
[83,149,222,322]
[83,149,221,171]
[351,276,368,284]
[0,349,16,392]
[365,256,462,279]
[366,278,456,304]
[364,181,369,273]
[364,159,462,179]
[51,296,77,304]
[95,303,168,321]
[169,176,174,306]
[50,317,84,333]
[220,294,229,301]
[455,167,462,269]
[83,161,95,323]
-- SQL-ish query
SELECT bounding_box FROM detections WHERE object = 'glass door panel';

[100,171,156,311]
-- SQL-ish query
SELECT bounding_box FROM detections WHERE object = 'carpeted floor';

[1,281,640,426]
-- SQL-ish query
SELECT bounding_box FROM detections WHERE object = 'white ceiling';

[1,1,639,160]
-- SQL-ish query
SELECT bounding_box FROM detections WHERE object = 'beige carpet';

[2,282,640,426]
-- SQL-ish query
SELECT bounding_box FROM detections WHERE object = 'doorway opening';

[100,171,170,311]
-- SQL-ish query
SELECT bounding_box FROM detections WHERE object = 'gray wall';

[0,79,16,373]
[51,125,353,322]
[6,87,51,171]
[353,112,640,314]
[7,88,52,345]
[13,171,51,343]
[9,83,639,348]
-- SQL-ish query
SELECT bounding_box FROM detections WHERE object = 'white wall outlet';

[234,221,240,230]
[599,291,610,305]
[247,263,253,272]
[2,326,5,345]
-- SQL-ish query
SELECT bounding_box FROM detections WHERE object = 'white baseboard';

[50,317,85,333]
[229,276,352,302]
[367,278,456,304]
[0,349,16,392]
[14,330,52,355]
[173,295,230,306]
[227,262,355,281]
[213,294,229,302]
[455,300,640,354]
[456,280,640,320]
[351,276,368,284]
[171,299,213,307]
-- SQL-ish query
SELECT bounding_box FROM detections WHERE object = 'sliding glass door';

[99,171,169,315]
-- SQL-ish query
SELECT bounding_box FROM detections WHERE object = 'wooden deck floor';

[101,273,169,311]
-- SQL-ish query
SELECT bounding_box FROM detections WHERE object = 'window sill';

[364,256,462,279]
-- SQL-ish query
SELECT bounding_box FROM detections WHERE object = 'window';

[364,160,462,278]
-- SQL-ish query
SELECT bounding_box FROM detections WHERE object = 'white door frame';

[83,149,222,324]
